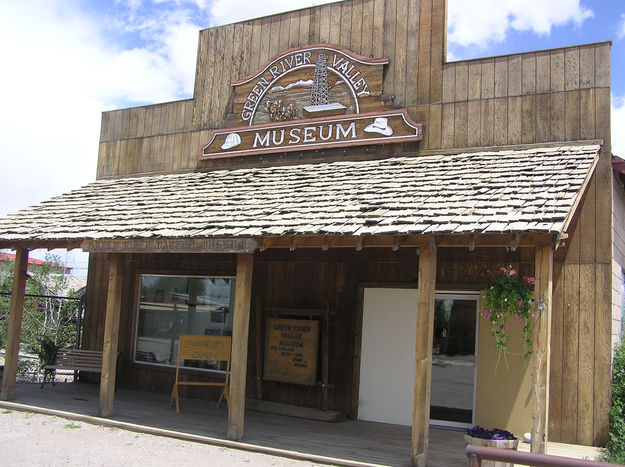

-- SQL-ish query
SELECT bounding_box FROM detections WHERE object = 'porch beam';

[531,245,553,453]
[98,255,123,417]
[254,234,552,250]
[0,248,29,401]
[0,240,83,251]
[411,238,437,466]
[228,253,254,440]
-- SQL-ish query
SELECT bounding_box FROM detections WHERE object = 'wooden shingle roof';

[0,144,600,246]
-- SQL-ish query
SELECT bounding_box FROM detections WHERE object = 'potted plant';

[37,336,58,384]
[465,425,519,467]
[481,265,535,363]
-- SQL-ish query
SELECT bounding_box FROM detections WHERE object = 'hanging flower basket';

[481,265,536,361]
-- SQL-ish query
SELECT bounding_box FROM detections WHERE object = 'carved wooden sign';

[201,44,423,160]
[264,318,319,386]
[232,44,387,124]
[81,238,258,253]
[201,110,422,159]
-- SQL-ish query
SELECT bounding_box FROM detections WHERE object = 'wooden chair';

[170,334,231,413]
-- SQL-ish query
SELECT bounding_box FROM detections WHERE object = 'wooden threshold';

[246,399,347,423]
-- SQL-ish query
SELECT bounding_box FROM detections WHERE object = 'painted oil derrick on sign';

[304,53,346,117]
[201,44,422,159]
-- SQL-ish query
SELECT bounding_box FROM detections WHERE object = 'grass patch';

[2,410,12,414]
[63,422,81,429]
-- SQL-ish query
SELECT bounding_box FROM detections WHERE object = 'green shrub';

[604,334,625,463]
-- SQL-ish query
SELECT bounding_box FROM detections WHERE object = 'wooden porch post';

[0,248,29,401]
[99,255,123,417]
[531,245,553,453]
[227,253,254,440]
[411,239,437,466]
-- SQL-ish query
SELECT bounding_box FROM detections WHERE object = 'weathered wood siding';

[96,0,446,178]
[439,44,610,149]
[89,0,614,446]
[97,99,197,177]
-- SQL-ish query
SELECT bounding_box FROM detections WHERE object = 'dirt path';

[0,409,330,466]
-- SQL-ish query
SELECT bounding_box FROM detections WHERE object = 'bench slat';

[44,349,105,373]
[56,357,101,363]
[41,348,120,388]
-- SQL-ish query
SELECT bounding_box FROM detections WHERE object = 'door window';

[430,294,478,426]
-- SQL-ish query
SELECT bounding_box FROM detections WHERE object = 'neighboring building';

[0,1,622,464]
[0,252,72,275]
[0,252,83,296]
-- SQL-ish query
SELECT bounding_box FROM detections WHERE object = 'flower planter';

[465,434,519,467]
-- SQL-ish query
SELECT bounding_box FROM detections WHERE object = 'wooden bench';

[41,349,106,388]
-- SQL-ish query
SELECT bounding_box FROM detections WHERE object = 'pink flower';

[517,300,523,307]
[525,277,535,285]
[509,269,517,276]
[500,266,507,273]
[504,324,509,330]
[484,310,492,319]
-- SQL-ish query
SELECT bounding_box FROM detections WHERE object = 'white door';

[358,287,418,426]
[358,288,478,427]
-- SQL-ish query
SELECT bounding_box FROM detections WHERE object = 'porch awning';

[0,144,600,248]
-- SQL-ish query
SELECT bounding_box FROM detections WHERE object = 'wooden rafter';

[254,233,553,250]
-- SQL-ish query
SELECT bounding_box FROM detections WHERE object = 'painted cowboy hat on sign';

[364,117,393,136]
[221,132,242,150]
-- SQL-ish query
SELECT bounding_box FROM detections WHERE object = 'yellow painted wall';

[475,312,533,438]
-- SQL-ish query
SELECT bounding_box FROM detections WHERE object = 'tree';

[0,252,79,357]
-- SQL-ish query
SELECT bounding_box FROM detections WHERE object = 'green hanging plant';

[481,265,536,361]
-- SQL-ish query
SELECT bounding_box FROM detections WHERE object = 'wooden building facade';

[0,1,621,465]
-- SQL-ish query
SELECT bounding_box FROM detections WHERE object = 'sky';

[1,0,624,276]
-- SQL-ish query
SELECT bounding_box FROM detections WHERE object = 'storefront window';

[134,274,235,370]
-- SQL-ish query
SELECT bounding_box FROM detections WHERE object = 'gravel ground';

[0,409,330,466]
